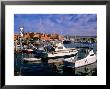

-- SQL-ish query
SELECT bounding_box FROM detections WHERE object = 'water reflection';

[14,53,97,76]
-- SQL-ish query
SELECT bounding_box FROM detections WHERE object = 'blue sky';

[14,14,97,36]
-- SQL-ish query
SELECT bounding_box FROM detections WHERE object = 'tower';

[20,27,24,37]
[19,27,24,50]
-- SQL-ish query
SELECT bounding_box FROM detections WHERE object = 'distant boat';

[80,41,95,44]
[63,48,97,68]
[63,40,71,44]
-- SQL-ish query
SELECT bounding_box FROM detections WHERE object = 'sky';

[14,14,97,36]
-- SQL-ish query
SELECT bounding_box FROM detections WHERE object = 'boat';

[63,40,71,44]
[63,35,72,44]
[63,48,97,68]
[48,43,78,58]
[32,49,48,59]
[22,58,41,62]
[54,43,77,52]
[22,49,48,62]
[22,49,33,54]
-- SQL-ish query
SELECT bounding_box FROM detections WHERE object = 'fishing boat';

[48,43,78,58]
[63,48,97,68]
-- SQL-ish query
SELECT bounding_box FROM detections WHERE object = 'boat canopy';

[55,43,66,51]
[75,48,89,60]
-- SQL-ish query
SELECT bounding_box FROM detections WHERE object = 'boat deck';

[48,50,78,59]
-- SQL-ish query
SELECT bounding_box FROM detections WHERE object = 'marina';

[14,35,97,76]
[14,14,97,76]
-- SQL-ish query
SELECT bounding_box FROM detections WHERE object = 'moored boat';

[63,48,97,68]
[63,40,72,44]
[22,49,33,54]
[32,49,48,58]
[48,43,78,59]
[22,58,41,62]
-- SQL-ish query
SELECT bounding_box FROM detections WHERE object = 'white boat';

[48,43,78,58]
[14,45,22,50]
[75,49,96,68]
[22,58,41,62]
[22,48,33,54]
[48,51,77,58]
[63,48,97,68]
[64,57,76,62]
[55,43,76,52]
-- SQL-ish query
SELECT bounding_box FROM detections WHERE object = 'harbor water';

[14,42,97,76]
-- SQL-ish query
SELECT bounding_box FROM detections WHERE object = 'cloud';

[14,14,97,36]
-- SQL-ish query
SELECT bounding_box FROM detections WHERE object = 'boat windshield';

[75,48,89,60]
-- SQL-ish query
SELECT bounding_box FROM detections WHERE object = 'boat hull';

[22,58,41,62]
[75,54,96,68]
[48,50,78,59]
[63,53,97,68]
